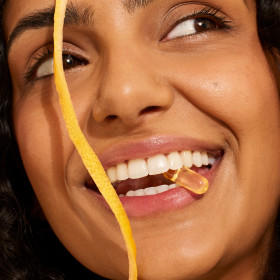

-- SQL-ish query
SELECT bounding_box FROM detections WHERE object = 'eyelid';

[24,45,88,82]
[161,6,232,41]
[24,46,54,82]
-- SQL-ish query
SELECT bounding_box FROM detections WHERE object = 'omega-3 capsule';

[164,167,209,195]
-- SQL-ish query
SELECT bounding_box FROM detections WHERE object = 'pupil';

[63,55,75,70]
[65,55,73,65]
[62,54,87,70]
[195,19,216,31]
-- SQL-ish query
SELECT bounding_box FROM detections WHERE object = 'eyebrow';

[7,2,94,53]
[7,0,156,52]
[123,0,155,13]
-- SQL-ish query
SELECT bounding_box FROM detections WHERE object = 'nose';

[92,48,173,127]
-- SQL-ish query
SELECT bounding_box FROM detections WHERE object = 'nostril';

[105,115,118,121]
[140,106,161,116]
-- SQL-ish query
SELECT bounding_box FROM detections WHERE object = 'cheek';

[11,90,77,230]
[11,92,127,278]
[13,101,65,192]
[166,43,280,160]
[162,44,280,250]
[167,50,279,133]
[12,80,91,194]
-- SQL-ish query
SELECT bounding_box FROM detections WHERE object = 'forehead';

[3,0,254,41]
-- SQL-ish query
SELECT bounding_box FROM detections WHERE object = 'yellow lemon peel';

[53,0,137,279]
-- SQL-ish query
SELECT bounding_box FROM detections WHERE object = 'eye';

[36,57,54,78]
[163,6,232,41]
[35,54,87,79]
[25,47,89,82]
[166,17,218,40]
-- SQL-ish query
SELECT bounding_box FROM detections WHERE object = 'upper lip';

[97,134,223,170]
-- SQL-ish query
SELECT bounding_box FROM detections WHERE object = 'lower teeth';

[119,184,176,197]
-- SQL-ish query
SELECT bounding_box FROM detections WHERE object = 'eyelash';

[163,7,232,40]
[24,46,87,82]
[25,47,52,81]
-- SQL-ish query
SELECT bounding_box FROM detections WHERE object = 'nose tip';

[92,87,173,126]
[91,57,173,126]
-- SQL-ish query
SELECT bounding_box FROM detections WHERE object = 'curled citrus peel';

[53,0,137,279]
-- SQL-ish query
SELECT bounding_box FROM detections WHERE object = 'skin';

[3,0,280,279]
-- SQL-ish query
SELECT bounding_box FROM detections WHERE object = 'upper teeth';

[106,150,215,183]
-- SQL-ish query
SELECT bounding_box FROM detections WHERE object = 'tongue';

[114,174,171,195]
[191,166,210,176]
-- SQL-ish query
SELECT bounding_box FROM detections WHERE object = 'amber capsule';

[164,167,209,195]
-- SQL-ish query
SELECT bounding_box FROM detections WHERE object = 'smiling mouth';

[85,150,217,197]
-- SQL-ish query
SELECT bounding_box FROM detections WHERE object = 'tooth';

[111,150,214,183]
[107,166,117,183]
[201,152,209,166]
[128,159,149,179]
[208,154,215,165]
[134,189,145,196]
[116,163,129,181]
[193,151,202,167]
[167,152,183,170]
[147,154,169,175]
[126,190,135,197]
[123,184,179,197]
[144,187,158,195]
[180,150,193,168]
[157,184,169,193]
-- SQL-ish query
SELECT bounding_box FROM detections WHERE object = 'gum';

[164,167,209,195]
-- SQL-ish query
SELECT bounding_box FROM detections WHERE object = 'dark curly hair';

[0,0,279,279]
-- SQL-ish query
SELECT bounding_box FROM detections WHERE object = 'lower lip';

[88,187,199,217]
[87,159,221,218]
[120,187,202,217]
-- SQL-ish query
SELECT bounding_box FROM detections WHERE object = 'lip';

[87,156,221,217]
[82,135,223,217]
[98,134,223,169]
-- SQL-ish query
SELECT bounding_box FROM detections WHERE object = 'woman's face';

[4,0,280,279]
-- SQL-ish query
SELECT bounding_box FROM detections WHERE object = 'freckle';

[213,83,219,88]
